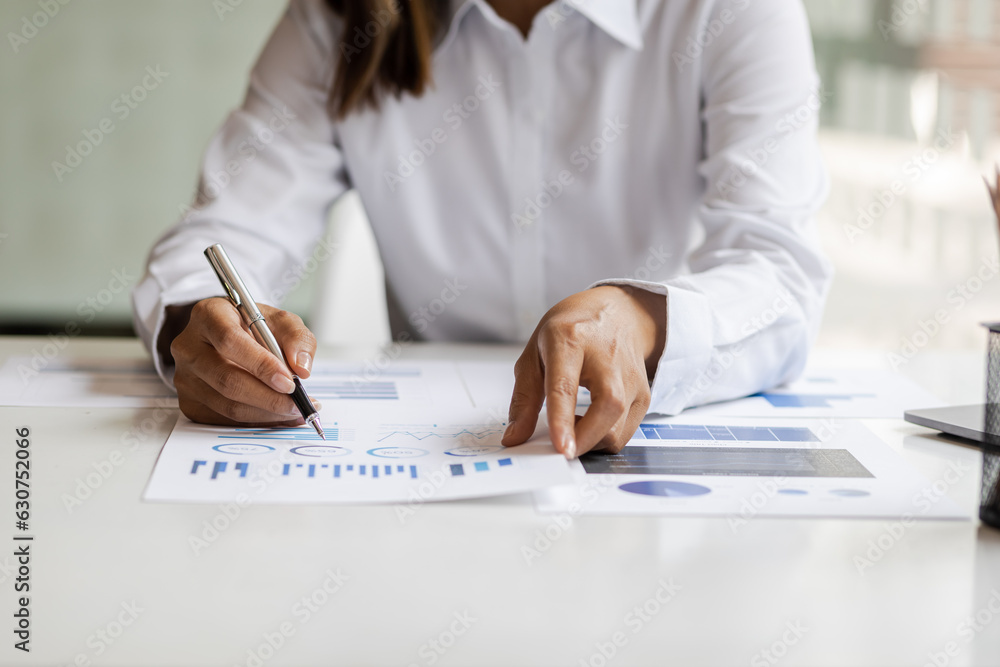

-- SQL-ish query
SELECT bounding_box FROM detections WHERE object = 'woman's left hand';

[501,285,666,459]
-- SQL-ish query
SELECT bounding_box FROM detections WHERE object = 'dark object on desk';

[903,323,1000,528]
[905,405,1000,529]
[907,333,1000,529]
[981,322,1000,528]
[904,404,988,444]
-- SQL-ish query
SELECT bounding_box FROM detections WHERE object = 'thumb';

[263,306,318,379]
[501,351,545,447]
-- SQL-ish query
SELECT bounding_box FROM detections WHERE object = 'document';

[533,417,969,520]
[0,357,177,408]
[0,357,471,409]
[0,354,940,420]
[145,407,572,504]
[681,370,944,419]
[458,363,943,419]
[144,359,572,503]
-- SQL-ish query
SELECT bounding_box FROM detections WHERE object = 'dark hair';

[325,0,449,118]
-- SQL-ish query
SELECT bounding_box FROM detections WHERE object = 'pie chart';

[618,480,712,497]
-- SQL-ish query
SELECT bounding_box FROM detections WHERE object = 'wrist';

[604,285,666,378]
[157,302,198,367]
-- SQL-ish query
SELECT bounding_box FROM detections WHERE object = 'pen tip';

[311,419,326,440]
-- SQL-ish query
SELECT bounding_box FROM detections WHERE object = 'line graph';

[377,423,506,444]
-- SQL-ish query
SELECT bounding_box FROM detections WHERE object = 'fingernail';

[271,373,295,394]
[563,435,576,460]
[503,420,516,439]
[296,351,312,373]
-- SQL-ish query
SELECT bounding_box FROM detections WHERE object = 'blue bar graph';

[306,381,398,400]
[498,458,512,467]
[634,424,818,442]
[474,461,489,472]
[450,464,464,476]
[218,426,350,441]
[189,461,453,482]
[753,392,872,408]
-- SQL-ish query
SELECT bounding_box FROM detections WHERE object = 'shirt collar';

[567,0,644,50]
[442,0,643,51]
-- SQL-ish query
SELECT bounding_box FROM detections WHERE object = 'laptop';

[904,404,993,445]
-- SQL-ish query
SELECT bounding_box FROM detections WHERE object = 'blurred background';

[1,0,999,363]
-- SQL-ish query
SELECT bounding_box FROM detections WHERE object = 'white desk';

[1,336,998,666]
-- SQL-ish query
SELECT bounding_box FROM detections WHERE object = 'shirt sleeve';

[131,0,349,388]
[594,0,832,415]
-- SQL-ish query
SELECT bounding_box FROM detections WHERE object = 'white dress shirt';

[132,0,832,415]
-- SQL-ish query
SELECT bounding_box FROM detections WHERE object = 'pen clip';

[204,244,244,308]
[220,279,242,308]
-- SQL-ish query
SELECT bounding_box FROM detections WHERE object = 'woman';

[132,0,831,460]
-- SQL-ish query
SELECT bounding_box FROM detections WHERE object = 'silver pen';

[204,243,325,440]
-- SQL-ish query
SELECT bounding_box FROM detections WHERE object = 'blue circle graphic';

[212,443,274,455]
[830,489,870,497]
[445,445,503,456]
[367,447,429,459]
[289,445,350,458]
[618,480,711,498]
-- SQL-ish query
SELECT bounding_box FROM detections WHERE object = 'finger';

[589,393,650,455]
[539,329,585,459]
[179,369,303,425]
[265,307,318,379]
[195,299,295,393]
[501,349,546,447]
[573,357,630,457]
[186,346,299,418]
[178,393,305,428]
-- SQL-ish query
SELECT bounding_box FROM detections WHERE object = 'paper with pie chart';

[144,407,573,504]
[533,417,969,520]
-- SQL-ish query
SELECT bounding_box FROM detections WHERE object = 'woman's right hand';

[164,297,318,426]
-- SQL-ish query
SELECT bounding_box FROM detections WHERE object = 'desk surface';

[1,336,998,667]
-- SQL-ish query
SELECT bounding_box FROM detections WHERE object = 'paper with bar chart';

[0,357,472,409]
[680,370,944,419]
[0,357,178,408]
[533,417,969,520]
[144,405,573,503]
[456,363,943,419]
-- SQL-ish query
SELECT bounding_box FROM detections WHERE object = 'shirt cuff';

[132,269,251,391]
[588,278,713,416]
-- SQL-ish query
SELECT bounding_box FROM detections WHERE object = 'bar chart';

[216,426,354,442]
[752,393,874,408]
[189,460,420,481]
[633,424,819,443]
[448,458,514,476]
